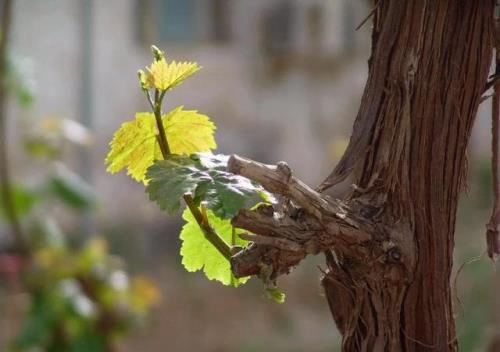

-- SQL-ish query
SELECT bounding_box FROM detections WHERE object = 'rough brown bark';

[486,9,500,261]
[228,1,496,351]
[323,1,494,350]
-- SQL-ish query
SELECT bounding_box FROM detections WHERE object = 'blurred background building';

[1,1,498,351]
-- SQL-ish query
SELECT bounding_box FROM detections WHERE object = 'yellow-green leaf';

[105,112,162,182]
[180,208,250,287]
[145,58,200,91]
[266,287,286,304]
[105,107,216,182]
[164,106,216,155]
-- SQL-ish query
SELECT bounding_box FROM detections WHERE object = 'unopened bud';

[151,45,164,61]
[137,69,148,90]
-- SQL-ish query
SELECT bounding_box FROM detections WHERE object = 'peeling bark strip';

[228,1,495,351]
[486,17,500,260]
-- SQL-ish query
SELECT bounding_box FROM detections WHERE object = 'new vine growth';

[105,46,282,299]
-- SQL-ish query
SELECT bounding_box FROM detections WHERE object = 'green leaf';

[13,291,58,350]
[266,287,286,304]
[105,107,216,183]
[180,208,249,286]
[49,164,95,210]
[145,155,208,214]
[69,329,105,352]
[0,185,37,219]
[146,153,266,218]
[5,55,36,108]
[17,85,35,107]
[30,217,66,250]
[24,137,59,159]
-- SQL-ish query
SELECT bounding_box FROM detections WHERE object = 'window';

[156,0,196,42]
[135,0,232,45]
[211,0,231,43]
[260,1,294,56]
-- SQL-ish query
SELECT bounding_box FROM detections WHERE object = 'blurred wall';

[10,0,371,227]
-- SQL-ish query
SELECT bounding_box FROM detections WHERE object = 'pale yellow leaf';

[146,58,200,91]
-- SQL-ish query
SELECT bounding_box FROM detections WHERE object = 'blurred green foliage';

[5,55,35,108]
[454,158,498,351]
[1,49,159,352]
[11,237,160,352]
[0,185,38,219]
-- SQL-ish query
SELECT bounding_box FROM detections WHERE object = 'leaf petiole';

[149,88,232,261]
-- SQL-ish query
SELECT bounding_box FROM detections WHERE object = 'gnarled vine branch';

[227,155,408,282]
